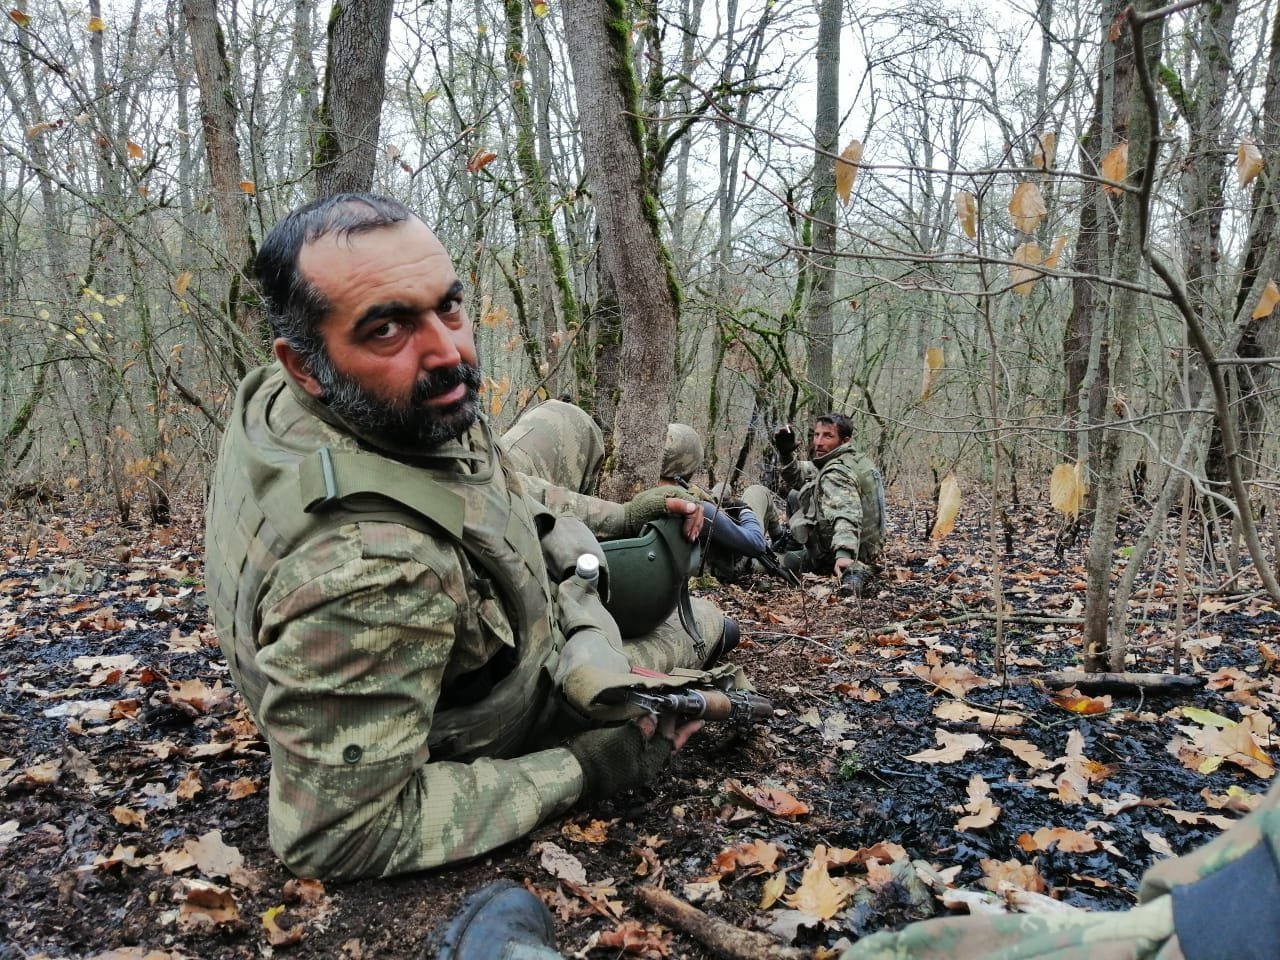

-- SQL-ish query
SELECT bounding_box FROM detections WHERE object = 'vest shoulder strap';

[298,447,466,539]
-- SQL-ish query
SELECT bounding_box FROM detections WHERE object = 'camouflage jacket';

[780,442,884,570]
[205,364,591,881]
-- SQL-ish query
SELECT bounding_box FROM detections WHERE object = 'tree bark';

[562,0,680,498]
[182,0,261,354]
[314,0,394,196]
[806,0,840,413]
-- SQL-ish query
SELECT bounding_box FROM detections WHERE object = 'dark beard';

[311,356,483,450]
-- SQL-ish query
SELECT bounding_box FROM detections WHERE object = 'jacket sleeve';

[779,456,816,492]
[702,503,768,556]
[819,466,864,559]
[513,473,631,539]
[254,523,582,881]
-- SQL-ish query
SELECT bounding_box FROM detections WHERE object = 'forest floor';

[1,490,1277,960]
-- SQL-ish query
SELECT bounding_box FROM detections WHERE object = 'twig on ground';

[635,885,807,960]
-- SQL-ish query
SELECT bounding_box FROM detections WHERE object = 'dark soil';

[2,496,1276,959]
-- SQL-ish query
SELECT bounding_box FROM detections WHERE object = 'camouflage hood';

[661,423,704,481]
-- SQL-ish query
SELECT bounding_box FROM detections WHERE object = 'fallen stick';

[1040,671,1205,695]
[635,885,808,960]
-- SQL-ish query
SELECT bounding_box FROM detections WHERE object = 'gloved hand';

[622,485,692,533]
[565,722,674,803]
[772,425,797,458]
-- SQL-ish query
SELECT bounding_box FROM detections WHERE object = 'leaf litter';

[1,497,1277,957]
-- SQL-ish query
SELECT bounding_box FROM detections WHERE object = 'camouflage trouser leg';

[622,597,725,673]
[841,899,1177,960]
[499,399,605,494]
[739,483,783,534]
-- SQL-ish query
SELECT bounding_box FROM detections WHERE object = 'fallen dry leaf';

[597,918,673,958]
[261,904,303,947]
[1017,827,1098,853]
[726,779,810,818]
[980,858,1046,895]
[784,856,859,922]
[905,730,985,764]
[953,773,1001,831]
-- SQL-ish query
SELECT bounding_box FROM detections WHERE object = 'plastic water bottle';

[575,553,600,587]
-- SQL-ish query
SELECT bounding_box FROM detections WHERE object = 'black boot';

[703,616,740,667]
[433,880,561,960]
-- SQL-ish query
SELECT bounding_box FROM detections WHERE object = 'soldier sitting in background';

[772,412,885,596]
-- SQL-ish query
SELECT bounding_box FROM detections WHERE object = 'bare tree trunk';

[182,0,261,357]
[1063,0,1133,466]
[562,0,680,498]
[314,0,394,196]
[1082,0,1163,672]
[806,0,840,413]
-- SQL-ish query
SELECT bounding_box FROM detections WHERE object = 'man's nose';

[415,311,463,368]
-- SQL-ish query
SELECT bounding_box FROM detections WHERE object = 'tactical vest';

[204,366,560,762]
[789,443,885,565]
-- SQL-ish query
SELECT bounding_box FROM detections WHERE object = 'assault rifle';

[621,687,774,724]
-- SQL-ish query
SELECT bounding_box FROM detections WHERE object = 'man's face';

[290,217,482,448]
[812,422,844,457]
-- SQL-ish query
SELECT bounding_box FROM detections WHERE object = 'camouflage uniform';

[841,775,1280,959]
[501,399,605,494]
[204,364,722,881]
[778,441,885,576]
[660,425,769,582]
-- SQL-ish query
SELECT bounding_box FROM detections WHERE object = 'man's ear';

[274,338,325,399]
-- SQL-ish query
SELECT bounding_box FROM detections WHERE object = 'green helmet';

[660,423,704,483]
[601,516,700,638]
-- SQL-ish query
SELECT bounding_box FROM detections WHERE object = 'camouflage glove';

[566,723,674,803]
[772,425,797,458]
[622,486,692,533]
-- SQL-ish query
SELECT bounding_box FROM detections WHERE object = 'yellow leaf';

[955,190,977,239]
[784,854,856,921]
[759,870,786,909]
[1031,132,1057,170]
[238,180,256,195]
[532,0,550,16]
[1101,142,1128,196]
[1049,461,1085,518]
[1043,234,1069,268]
[835,140,863,206]
[174,271,193,296]
[127,141,143,160]
[1008,181,1046,234]
[1010,241,1043,295]
[467,148,498,173]
[921,346,944,400]
[1251,279,1280,319]
[931,474,960,541]
[87,15,105,31]
[1237,137,1263,188]
[1181,707,1234,729]
[261,904,303,947]
[8,9,30,28]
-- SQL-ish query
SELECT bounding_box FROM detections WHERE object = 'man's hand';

[772,424,797,458]
[666,497,704,541]
[623,485,695,534]
[834,556,854,577]
[566,716,702,803]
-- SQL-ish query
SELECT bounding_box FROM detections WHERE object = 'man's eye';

[440,297,463,316]
[370,320,402,339]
